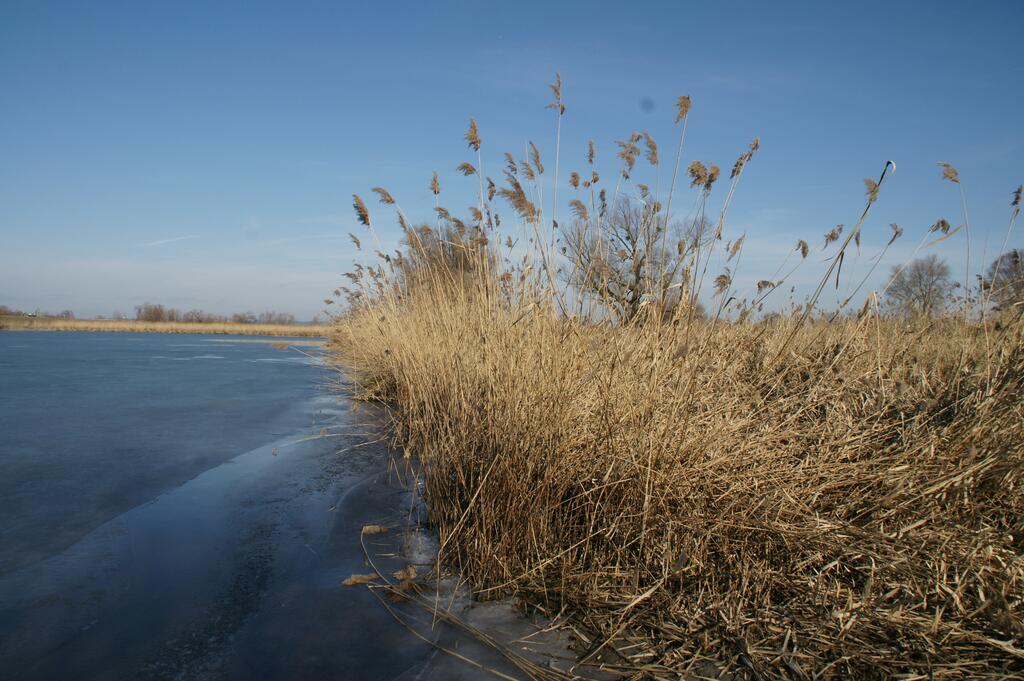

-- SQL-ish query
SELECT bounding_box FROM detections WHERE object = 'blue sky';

[1,1,1020,319]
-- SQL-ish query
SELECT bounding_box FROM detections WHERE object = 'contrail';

[143,235,201,247]
[264,233,345,246]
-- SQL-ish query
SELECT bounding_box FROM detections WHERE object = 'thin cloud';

[263,233,346,246]
[142,235,201,247]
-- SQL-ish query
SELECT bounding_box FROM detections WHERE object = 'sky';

[1,1,1021,320]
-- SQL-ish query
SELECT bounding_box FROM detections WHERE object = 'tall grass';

[330,81,1023,678]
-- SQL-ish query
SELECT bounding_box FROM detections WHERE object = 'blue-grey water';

[0,333,326,575]
[0,333,464,680]
[0,332,584,681]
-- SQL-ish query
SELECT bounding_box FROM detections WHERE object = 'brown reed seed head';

[728,235,745,260]
[930,218,952,234]
[371,187,395,205]
[731,138,762,178]
[731,153,747,179]
[348,232,361,250]
[591,170,599,185]
[546,72,564,115]
[864,178,880,203]
[714,270,731,294]
[587,140,595,165]
[938,162,960,184]
[456,162,477,176]
[430,172,440,195]
[352,194,370,226]
[529,142,544,175]
[465,118,481,152]
[486,177,496,201]
[706,164,720,189]
[642,132,658,165]
[824,225,843,246]
[569,171,580,189]
[688,160,708,188]
[675,95,692,123]
[497,176,538,222]
[797,240,810,258]
[888,223,903,245]
[569,199,589,221]
[615,138,638,177]
[1012,185,1022,208]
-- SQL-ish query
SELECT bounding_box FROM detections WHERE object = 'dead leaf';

[392,565,417,581]
[342,573,379,586]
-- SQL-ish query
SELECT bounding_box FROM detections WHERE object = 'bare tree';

[135,303,167,322]
[981,249,1024,312]
[562,196,703,322]
[231,312,257,324]
[887,254,952,317]
[257,311,296,325]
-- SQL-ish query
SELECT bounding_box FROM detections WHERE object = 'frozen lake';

[0,332,586,681]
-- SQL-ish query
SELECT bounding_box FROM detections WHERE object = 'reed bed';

[0,316,328,337]
[330,80,1022,678]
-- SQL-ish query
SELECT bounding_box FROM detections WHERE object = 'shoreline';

[0,316,329,337]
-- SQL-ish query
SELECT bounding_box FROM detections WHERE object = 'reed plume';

[939,161,960,184]
[675,94,692,123]
[371,187,395,205]
[642,132,658,165]
[352,194,370,226]
[465,118,481,151]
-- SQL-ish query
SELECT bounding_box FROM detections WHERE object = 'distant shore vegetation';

[0,303,326,336]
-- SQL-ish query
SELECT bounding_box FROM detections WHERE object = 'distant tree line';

[886,250,1024,318]
[0,305,74,319]
[132,303,296,325]
[0,303,298,325]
